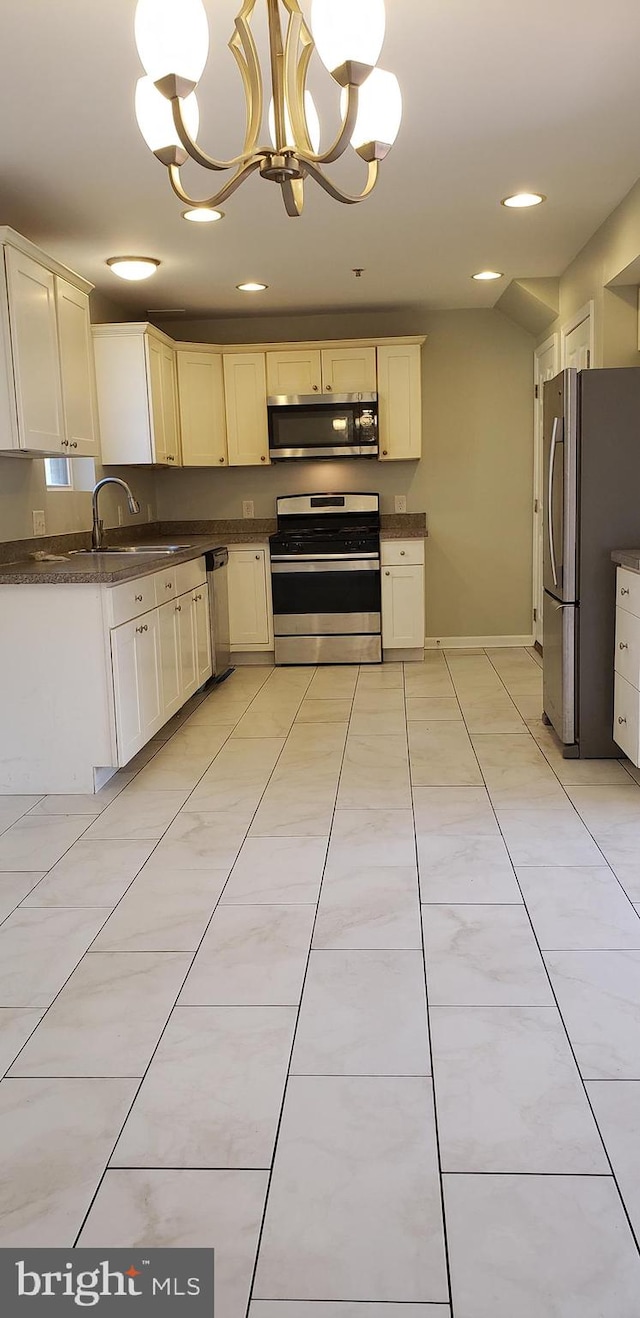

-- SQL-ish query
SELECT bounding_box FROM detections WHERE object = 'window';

[44,456,73,489]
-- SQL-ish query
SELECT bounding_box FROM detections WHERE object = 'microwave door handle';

[547,415,563,591]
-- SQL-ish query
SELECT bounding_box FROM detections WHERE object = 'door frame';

[533,333,560,646]
[560,300,594,369]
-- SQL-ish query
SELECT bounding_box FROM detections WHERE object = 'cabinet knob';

[136,624,148,634]
[194,593,202,601]
[619,715,628,724]
[385,570,390,576]
[175,603,182,612]
[260,455,266,462]
[61,439,69,448]
[400,550,405,556]
[325,384,332,391]
[135,594,143,602]
[219,456,225,463]
[166,582,172,590]
[69,441,78,449]
[167,455,175,462]
[313,384,319,391]
[382,449,388,455]
[255,554,260,560]
[621,587,630,596]
[620,641,629,650]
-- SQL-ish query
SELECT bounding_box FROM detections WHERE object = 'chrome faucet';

[91,478,141,551]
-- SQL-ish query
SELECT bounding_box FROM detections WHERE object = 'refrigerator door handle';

[547,415,563,590]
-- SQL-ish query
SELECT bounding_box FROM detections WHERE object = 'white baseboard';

[425,634,535,649]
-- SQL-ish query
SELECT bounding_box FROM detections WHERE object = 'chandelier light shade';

[310,0,386,79]
[132,0,401,218]
[134,0,210,96]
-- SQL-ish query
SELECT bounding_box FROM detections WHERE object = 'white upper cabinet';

[266,348,322,397]
[177,349,227,466]
[3,246,65,454]
[377,343,422,461]
[55,278,98,457]
[223,352,269,466]
[320,346,377,394]
[93,324,181,466]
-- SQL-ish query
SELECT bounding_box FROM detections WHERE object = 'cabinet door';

[266,349,322,397]
[55,278,98,456]
[111,611,164,765]
[161,342,181,466]
[377,344,422,460]
[192,584,213,686]
[177,350,227,466]
[223,353,269,465]
[228,548,272,648]
[176,593,198,700]
[158,597,183,720]
[4,247,64,453]
[382,564,425,649]
[146,335,167,464]
[320,346,377,395]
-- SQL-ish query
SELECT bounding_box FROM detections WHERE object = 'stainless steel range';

[269,493,382,665]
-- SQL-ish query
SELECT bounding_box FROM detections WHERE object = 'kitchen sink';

[70,545,192,556]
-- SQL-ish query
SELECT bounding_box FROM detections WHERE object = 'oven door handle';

[271,560,381,574]
[270,552,379,563]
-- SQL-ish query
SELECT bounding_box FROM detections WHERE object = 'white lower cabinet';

[228,546,274,651]
[111,610,164,765]
[381,540,425,654]
[193,585,213,685]
[176,593,198,702]
[157,582,212,724]
[158,597,183,720]
[614,566,640,765]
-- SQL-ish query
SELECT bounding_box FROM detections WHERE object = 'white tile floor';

[1,647,640,1315]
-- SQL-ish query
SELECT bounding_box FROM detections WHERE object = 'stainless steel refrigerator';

[543,366,640,758]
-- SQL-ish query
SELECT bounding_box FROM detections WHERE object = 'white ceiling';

[1,0,640,317]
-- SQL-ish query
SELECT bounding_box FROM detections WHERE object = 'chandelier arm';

[280,176,305,217]
[301,158,380,205]
[283,7,359,166]
[306,84,360,165]
[167,158,263,209]
[171,98,265,173]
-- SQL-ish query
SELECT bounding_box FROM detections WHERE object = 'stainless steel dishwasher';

[205,548,233,683]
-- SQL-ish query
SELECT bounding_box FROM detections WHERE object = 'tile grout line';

[408,657,456,1318]
[447,650,640,1260]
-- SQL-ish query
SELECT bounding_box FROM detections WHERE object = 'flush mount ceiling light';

[472,270,503,281]
[133,0,402,218]
[501,192,546,208]
[237,281,268,292]
[106,256,160,280]
[182,206,224,222]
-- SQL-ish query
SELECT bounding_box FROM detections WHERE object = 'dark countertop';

[612,550,640,572]
[0,513,427,583]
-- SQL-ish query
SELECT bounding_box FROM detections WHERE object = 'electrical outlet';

[242,500,255,519]
[32,510,46,536]
[394,495,407,514]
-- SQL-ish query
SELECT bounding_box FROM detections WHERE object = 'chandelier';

[133,0,402,218]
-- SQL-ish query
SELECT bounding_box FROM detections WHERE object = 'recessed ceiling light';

[107,256,160,281]
[472,270,503,281]
[182,207,224,223]
[236,281,268,292]
[501,192,546,208]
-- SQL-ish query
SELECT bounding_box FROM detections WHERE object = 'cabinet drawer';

[381,539,424,567]
[617,567,640,620]
[615,607,640,690]
[109,575,158,627]
[174,556,206,595]
[155,566,179,605]
[614,673,640,765]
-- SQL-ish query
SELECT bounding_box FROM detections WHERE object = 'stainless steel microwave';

[267,393,378,461]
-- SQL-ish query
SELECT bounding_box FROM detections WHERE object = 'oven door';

[268,401,378,460]
[271,555,382,663]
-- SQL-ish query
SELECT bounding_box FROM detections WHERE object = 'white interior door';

[561,302,593,370]
[533,334,560,646]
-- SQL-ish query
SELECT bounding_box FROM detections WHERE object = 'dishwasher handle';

[205,547,229,572]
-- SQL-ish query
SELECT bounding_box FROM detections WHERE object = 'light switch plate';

[394,495,407,514]
[32,510,46,536]
[242,500,255,519]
